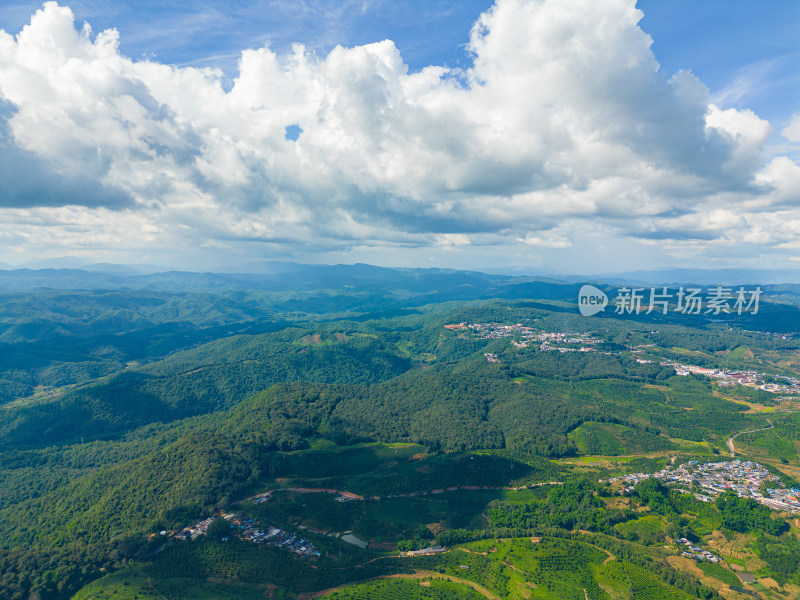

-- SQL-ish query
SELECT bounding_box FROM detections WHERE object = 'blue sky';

[0,0,800,273]
[639,1,800,129]
[1,0,795,122]
[0,2,489,70]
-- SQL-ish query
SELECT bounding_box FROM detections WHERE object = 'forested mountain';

[1,264,800,599]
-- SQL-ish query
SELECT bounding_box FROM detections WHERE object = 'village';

[444,321,539,340]
[664,361,800,395]
[166,511,321,559]
[224,513,321,558]
[450,322,800,396]
[602,459,800,564]
[676,537,721,564]
[445,322,602,354]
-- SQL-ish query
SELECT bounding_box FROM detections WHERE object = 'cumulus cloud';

[783,113,800,143]
[0,0,798,267]
[0,100,133,209]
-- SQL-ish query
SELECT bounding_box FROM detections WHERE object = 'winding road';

[727,419,774,457]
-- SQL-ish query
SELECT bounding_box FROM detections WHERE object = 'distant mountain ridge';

[3,260,800,286]
[2,264,800,317]
[0,262,530,293]
[557,267,800,286]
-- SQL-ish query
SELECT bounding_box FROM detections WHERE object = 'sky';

[1,0,800,273]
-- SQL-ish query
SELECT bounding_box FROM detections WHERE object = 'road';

[727,419,773,457]
[241,481,563,505]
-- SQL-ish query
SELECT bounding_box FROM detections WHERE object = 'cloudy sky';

[1,0,800,273]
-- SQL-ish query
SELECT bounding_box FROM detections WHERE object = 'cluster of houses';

[603,460,800,514]
[169,512,320,559]
[174,516,215,541]
[444,326,798,396]
[677,537,719,563]
[541,343,597,354]
[224,513,320,558]
[751,331,796,341]
[446,322,602,353]
[444,322,539,341]
[662,361,800,395]
[537,331,601,352]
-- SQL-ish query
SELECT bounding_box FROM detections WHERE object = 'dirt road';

[727,419,773,457]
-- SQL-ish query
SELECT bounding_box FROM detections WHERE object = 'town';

[603,459,800,514]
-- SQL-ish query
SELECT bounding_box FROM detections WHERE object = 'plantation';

[71,569,164,600]
[393,537,713,600]
[568,422,674,456]
[613,515,666,546]
[737,414,800,465]
[321,578,487,600]
[696,562,741,587]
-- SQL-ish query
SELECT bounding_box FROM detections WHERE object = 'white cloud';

[519,231,571,249]
[783,113,800,143]
[705,104,772,178]
[0,0,799,268]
